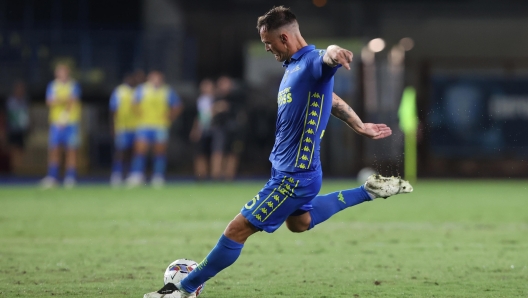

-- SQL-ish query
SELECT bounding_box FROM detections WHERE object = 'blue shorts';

[136,127,168,144]
[49,124,80,149]
[240,168,322,233]
[115,131,135,150]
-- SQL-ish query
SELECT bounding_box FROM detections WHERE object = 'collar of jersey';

[283,44,316,67]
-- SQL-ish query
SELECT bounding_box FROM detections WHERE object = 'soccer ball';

[163,259,205,296]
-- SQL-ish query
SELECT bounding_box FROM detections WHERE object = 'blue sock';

[130,154,146,175]
[180,234,244,293]
[153,155,166,177]
[112,160,123,175]
[65,167,76,179]
[47,163,59,179]
[308,185,372,229]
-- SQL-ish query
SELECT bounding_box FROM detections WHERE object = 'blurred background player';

[5,80,30,173]
[41,63,82,188]
[210,76,246,180]
[189,78,215,180]
[133,69,146,87]
[109,73,138,186]
[127,70,183,187]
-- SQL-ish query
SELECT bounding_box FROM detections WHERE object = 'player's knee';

[134,141,148,153]
[223,214,257,243]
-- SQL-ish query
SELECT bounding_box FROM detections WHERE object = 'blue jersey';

[270,45,339,173]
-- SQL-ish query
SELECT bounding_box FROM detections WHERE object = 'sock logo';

[196,258,208,271]
[337,191,346,204]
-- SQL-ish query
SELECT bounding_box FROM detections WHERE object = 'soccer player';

[210,76,246,181]
[5,80,30,173]
[144,6,413,297]
[126,70,182,187]
[109,73,138,186]
[41,63,82,188]
[189,79,215,180]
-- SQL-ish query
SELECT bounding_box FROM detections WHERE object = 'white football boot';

[364,174,413,199]
[40,176,58,189]
[110,172,122,187]
[63,177,77,189]
[126,173,145,188]
[143,283,196,298]
[143,291,181,298]
[150,175,165,188]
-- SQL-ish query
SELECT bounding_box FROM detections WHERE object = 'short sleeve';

[134,85,144,103]
[46,82,54,102]
[109,89,118,112]
[72,82,81,99]
[168,89,181,108]
[310,51,340,81]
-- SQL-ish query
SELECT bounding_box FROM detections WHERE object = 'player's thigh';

[196,132,212,156]
[125,131,136,150]
[240,171,322,233]
[134,129,152,153]
[210,127,227,154]
[116,131,136,151]
[48,125,61,149]
[64,125,80,150]
[153,128,168,154]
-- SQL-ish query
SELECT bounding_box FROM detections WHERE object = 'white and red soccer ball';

[163,259,205,297]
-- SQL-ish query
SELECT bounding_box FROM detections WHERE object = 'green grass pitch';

[1,180,527,297]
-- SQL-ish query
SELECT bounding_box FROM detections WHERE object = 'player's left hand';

[361,123,392,140]
[323,45,354,70]
[326,46,353,70]
[333,49,353,70]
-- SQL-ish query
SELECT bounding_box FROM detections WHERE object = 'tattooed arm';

[331,93,392,140]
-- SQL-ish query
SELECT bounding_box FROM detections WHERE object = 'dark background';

[1,0,528,178]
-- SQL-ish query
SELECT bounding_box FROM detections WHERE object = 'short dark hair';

[256,6,297,32]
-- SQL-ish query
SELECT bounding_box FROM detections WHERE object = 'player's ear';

[280,34,288,44]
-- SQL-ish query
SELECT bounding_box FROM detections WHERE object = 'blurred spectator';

[109,73,138,186]
[210,76,246,181]
[5,80,30,173]
[0,109,9,173]
[41,64,82,188]
[134,69,147,85]
[126,70,183,187]
[189,78,215,180]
